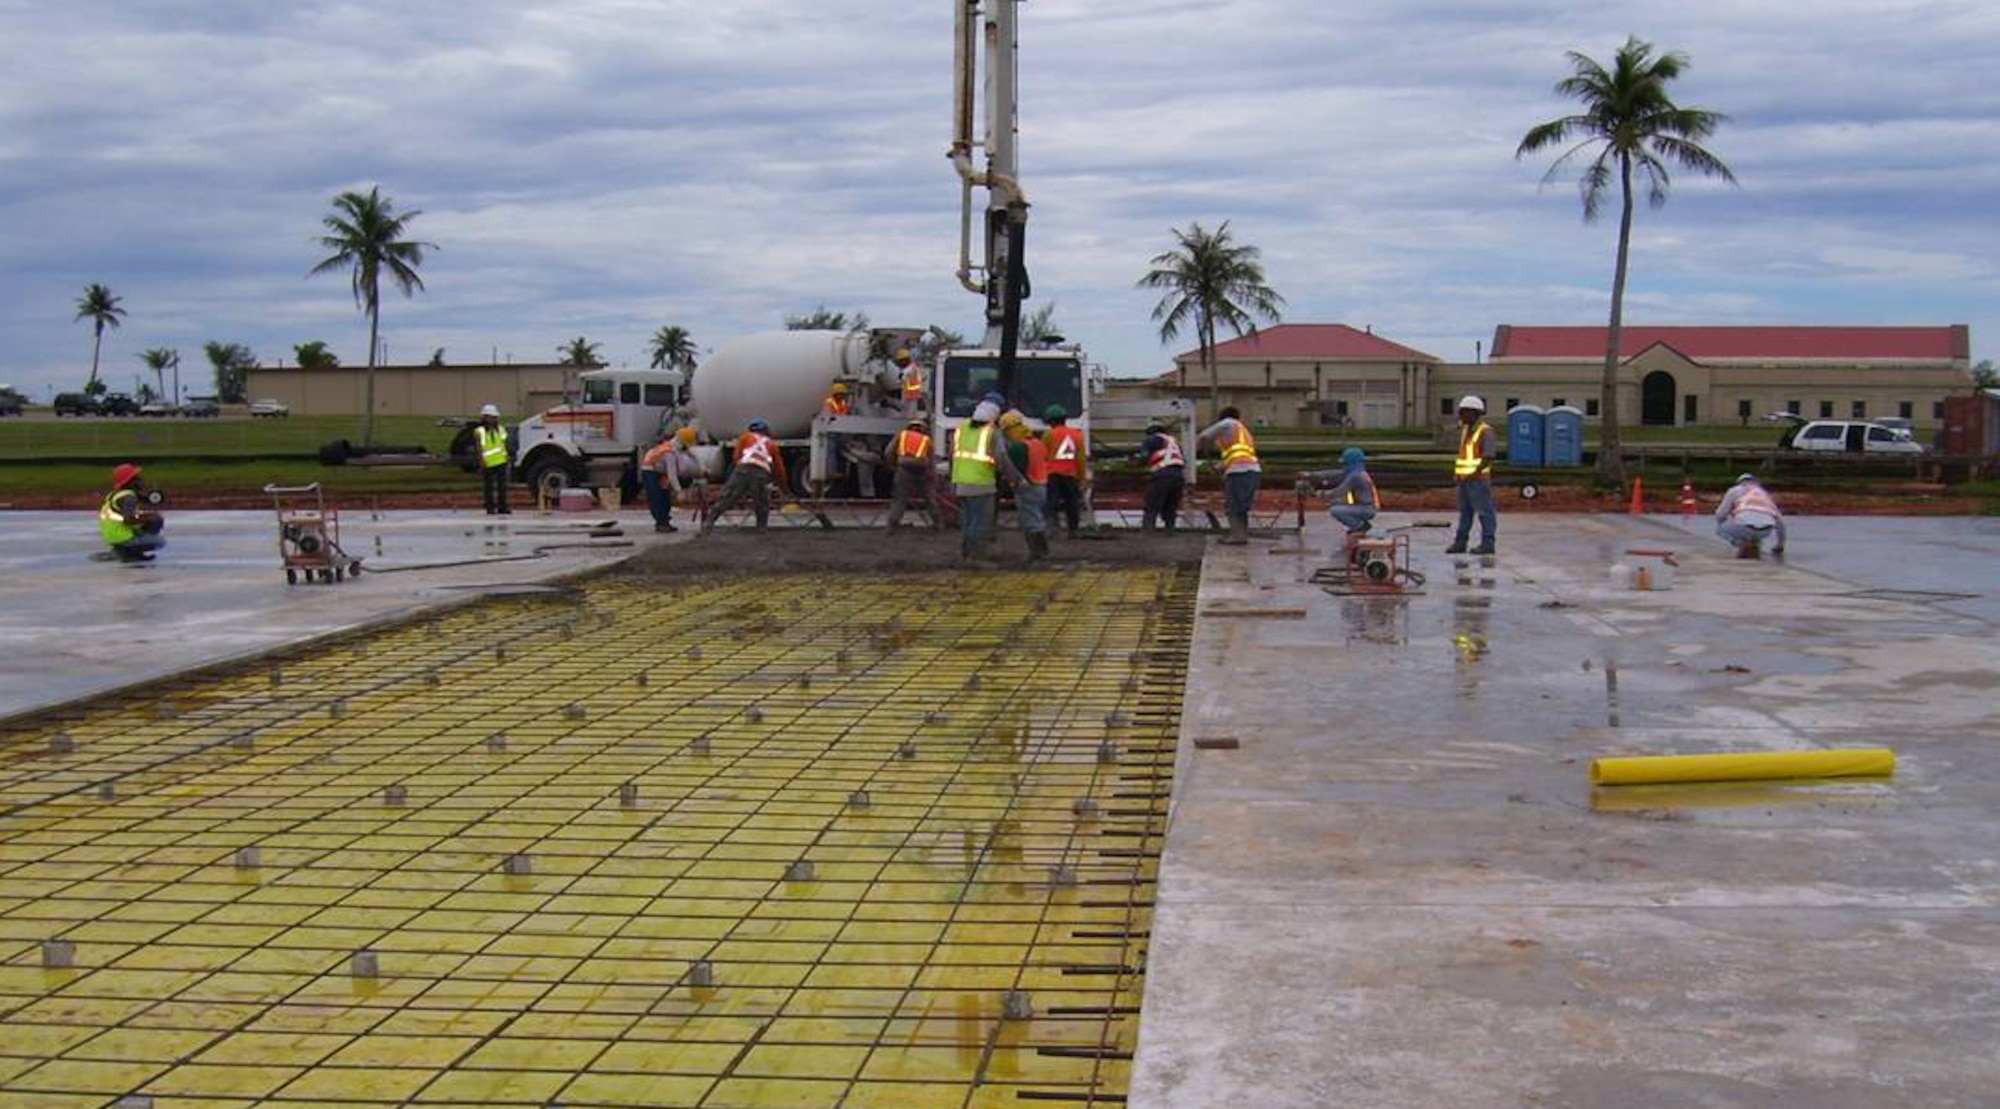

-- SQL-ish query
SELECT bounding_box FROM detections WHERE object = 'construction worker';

[702,418,788,533]
[885,417,942,530]
[99,463,165,562]
[640,427,699,533]
[1446,395,1495,555]
[951,400,1024,562]
[1000,409,1051,561]
[1199,406,1261,545]
[475,403,512,515]
[1042,404,1089,538]
[1715,473,1787,559]
[1134,420,1186,535]
[1301,447,1379,535]
[895,349,924,414]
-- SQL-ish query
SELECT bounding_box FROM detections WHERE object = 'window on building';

[1934,400,1945,420]
[1334,400,1349,417]
[1683,396,1698,424]
[1585,398,1600,417]
[619,382,641,404]
[1786,399,1801,415]
[1851,400,1867,419]
[1737,399,1752,421]
[1504,397,1519,411]
[1898,401,1914,420]
[1551,397,1566,408]
[1440,398,1453,416]
[1819,400,1834,418]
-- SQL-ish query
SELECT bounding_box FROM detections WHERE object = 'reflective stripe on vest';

[476,426,509,469]
[1731,485,1780,519]
[1345,473,1381,509]
[825,396,851,416]
[1220,423,1258,468]
[1454,422,1490,479]
[738,433,775,471]
[100,490,136,546]
[1149,434,1185,472]
[1046,426,1084,476]
[951,424,997,486]
[902,373,923,402]
[896,429,932,462]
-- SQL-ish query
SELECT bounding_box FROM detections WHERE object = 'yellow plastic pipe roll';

[1591,748,1895,787]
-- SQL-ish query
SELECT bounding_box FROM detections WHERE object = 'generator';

[263,482,361,585]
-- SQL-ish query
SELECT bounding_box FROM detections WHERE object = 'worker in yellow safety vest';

[1446,395,1495,555]
[885,418,942,531]
[950,401,1024,562]
[475,403,512,516]
[1198,406,1261,545]
[99,462,165,563]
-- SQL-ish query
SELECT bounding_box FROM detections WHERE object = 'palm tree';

[138,347,178,402]
[310,186,435,445]
[204,342,257,403]
[1138,221,1285,421]
[915,325,966,364]
[293,340,340,369]
[558,337,604,367]
[1518,36,1735,483]
[1023,302,1063,346]
[75,283,126,391]
[648,325,697,371]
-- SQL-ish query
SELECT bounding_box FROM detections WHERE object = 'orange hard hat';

[112,463,143,490]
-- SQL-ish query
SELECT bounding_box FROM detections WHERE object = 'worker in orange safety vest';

[1714,473,1787,559]
[1041,404,1089,539]
[702,419,789,533]
[885,418,942,531]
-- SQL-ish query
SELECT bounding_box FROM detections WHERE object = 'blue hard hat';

[1341,447,1366,469]
[748,417,770,432]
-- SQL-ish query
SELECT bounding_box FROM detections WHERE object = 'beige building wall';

[243,364,578,419]
[1143,355,1440,429]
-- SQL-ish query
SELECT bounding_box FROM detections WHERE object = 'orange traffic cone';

[1628,477,1644,516]
[1679,479,1697,518]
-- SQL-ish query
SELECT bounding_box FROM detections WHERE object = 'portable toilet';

[1506,405,1546,467]
[1545,405,1584,467]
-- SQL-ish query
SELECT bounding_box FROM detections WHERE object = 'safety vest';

[476,425,508,469]
[1730,485,1780,519]
[951,423,997,486]
[1345,473,1380,509]
[1219,422,1259,470]
[641,441,674,473]
[824,395,852,417]
[1021,437,1049,485]
[738,432,776,472]
[99,490,136,546]
[902,372,923,404]
[1454,422,1490,480]
[1045,426,1085,476]
[895,428,932,465]
[1149,434,1185,473]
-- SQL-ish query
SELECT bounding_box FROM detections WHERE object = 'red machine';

[263,482,361,585]
[1312,529,1423,595]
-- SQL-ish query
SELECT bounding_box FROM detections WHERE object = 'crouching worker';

[1300,447,1380,536]
[1715,473,1786,559]
[702,418,788,533]
[100,463,165,563]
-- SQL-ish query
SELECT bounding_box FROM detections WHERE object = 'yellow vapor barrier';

[0,566,1195,1108]
[1590,748,1896,787]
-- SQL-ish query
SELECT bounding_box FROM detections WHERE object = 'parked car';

[0,391,23,417]
[99,392,141,416]
[249,399,291,418]
[52,392,101,416]
[181,397,222,418]
[1783,419,1927,455]
[139,401,179,417]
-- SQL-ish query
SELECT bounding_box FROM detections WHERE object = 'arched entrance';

[1641,371,1678,426]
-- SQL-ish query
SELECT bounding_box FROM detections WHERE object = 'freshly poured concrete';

[1135,513,2000,1108]
[0,510,670,719]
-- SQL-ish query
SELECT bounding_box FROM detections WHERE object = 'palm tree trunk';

[89,324,104,389]
[1201,312,1220,424]
[1597,155,1636,486]
[364,301,381,447]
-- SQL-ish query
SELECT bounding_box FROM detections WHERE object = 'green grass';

[0,415,455,461]
[0,458,476,501]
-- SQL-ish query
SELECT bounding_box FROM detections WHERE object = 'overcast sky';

[2,0,1995,398]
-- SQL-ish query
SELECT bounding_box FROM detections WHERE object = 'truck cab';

[513,367,687,500]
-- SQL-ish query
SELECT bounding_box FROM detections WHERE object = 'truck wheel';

[525,456,583,503]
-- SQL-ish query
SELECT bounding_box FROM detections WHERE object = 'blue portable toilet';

[1545,405,1584,467]
[1506,405,1546,467]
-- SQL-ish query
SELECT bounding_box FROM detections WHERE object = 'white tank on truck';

[691,330,897,439]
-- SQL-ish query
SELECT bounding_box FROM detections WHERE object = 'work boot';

[1217,514,1249,546]
[1472,542,1496,556]
[1736,541,1761,560]
[1028,533,1049,562]
[1445,541,1468,554]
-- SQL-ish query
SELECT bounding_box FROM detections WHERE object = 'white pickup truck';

[511,367,689,500]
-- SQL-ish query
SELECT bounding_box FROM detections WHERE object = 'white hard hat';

[1736,472,1759,484]
[1457,395,1486,413]
[972,401,999,423]
[480,404,501,418]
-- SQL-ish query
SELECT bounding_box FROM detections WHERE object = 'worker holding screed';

[1715,473,1786,559]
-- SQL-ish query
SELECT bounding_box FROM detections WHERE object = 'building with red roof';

[1106,324,1441,429]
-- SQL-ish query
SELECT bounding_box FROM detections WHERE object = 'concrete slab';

[0,509,677,719]
[1135,512,2000,1108]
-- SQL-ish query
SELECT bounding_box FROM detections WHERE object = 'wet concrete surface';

[1134,512,2000,1108]
[0,509,672,719]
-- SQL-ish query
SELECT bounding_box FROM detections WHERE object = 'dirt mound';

[628,527,1208,576]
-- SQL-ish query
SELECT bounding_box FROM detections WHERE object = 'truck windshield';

[941,356,1083,419]
[582,379,615,404]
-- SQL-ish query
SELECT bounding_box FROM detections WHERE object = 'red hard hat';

[112,463,143,490]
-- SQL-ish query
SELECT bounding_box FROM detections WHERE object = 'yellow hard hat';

[894,348,912,362]
[831,382,849,395]
[676,427,697,445]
